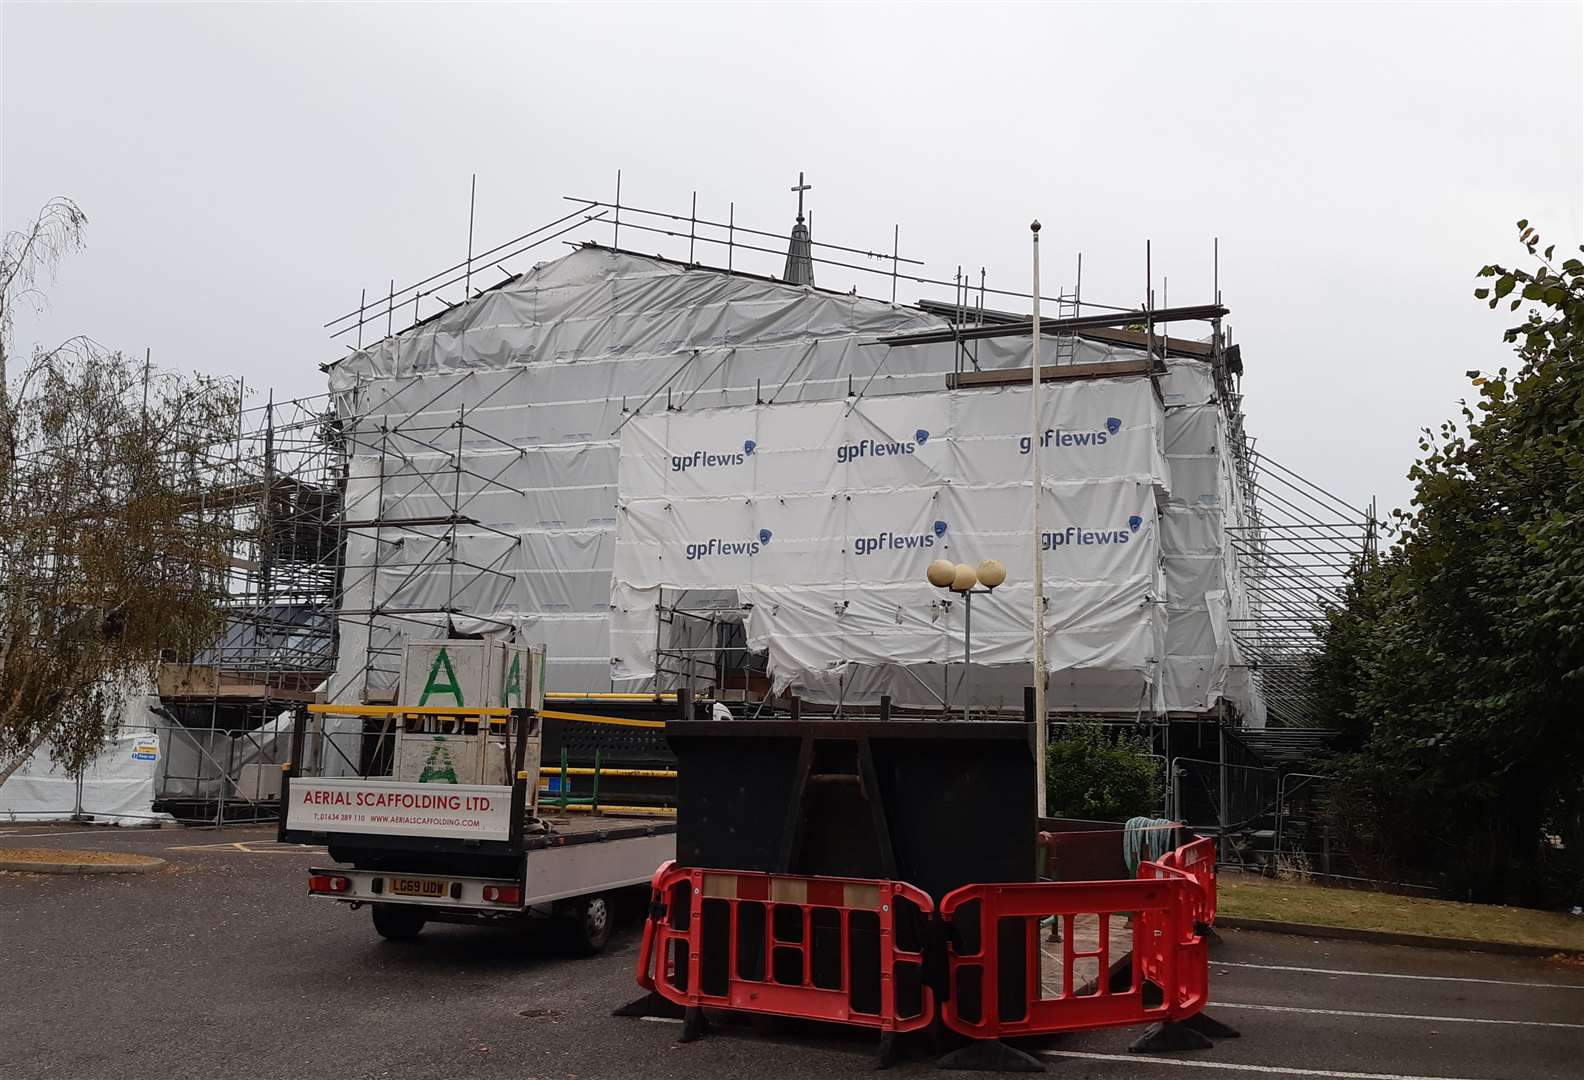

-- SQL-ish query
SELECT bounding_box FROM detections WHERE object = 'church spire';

[782,171,815,287]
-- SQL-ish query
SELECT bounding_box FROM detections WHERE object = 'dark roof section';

[899,298,1228,356]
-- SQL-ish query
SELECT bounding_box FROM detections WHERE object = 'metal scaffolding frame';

[153,390,346,821]
[324,379,532,704]
[7,182,1383,834]
[221,180,1370,741]
[324,170,1147,351]
[1227,453,1377,727]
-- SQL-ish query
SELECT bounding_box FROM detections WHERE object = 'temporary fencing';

[1162,834,1217,926]
[1172,758,1440,893]
[1134,859,1211,1018]
[637,861,936,1034]
[938,869,1207,1040]
[636,835,1218,1051]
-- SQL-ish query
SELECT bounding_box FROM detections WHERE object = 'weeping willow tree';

[0,198,239,784]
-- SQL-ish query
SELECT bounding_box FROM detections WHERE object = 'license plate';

[388,877,448,898]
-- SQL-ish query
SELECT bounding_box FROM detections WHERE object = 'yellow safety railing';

[305,703,666,729]
[539,708,665,730]
[306,703,512,718]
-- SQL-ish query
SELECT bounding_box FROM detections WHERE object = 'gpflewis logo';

[1041,514,1144,550]
[672,439,758,473]
[684,528,772,561]
[837,429,930,464]
[853,519,947,556]
[1020,417,1122,454]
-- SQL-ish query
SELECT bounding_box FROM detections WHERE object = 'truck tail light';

[308,873,351,895]
[482,885,522,905]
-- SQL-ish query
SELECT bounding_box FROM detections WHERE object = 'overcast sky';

[4,2,1580,518]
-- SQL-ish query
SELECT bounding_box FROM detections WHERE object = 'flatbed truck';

[278,703,675,952]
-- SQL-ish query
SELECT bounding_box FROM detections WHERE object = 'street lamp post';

[927,558,1007,722]
[1030,220,1048,818]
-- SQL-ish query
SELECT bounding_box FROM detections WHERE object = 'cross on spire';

[791,171,812,222]
[782,171,816,287]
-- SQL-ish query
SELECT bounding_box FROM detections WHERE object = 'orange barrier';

[1135,858,1210,1015]
[1166,835,1217,926]
[937,870,1208,1040]
[633,835,1218,1053]
[636,861,935,1036]
[633,860,670,995]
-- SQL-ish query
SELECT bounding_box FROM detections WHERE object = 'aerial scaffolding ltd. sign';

[286,778,512,841]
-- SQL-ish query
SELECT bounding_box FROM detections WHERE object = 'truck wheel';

[560,893,612,955]
[372,903,426,942]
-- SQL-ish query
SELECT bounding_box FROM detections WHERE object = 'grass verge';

[1218,871,1584,952]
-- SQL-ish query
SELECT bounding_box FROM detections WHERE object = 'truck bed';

[520,812,675,905]
[524,811,676,849]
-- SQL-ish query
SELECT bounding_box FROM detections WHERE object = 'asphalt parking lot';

[2,822,1581,1080]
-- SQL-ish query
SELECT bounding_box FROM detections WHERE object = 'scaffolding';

[153,391,346,821]
[191,178,1372,748]
[1228,456,1377,727]
[324,387,546,703]
[322,173,1145,350]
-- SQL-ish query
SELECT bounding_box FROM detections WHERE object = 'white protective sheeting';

[611,380,1169,700]
[1157,360,1263,724]
[323,246,1258,720]
[154,710,295,799]
[0,693,171,826]
[326,248,1130,701]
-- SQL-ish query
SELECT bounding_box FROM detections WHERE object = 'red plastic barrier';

[634,860,672,993]
[937,873,1208,1041]
[1171,836,1217,926]
[634,835,1217,1046]
[1134,858,1210,1016]
[636,862,935,1034]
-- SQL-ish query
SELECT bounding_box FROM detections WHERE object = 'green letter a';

[502,652,522,707]
[420,648,465,706]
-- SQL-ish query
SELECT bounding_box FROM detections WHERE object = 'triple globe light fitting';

[926,557,1007,593]
[927,556,1006,726]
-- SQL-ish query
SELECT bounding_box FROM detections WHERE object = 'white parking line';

[167,841,324,854]
[1216,1000,1584,1029]
[633,1009,1550,1075]
[1217,960,1584,991]
[1041,1049,1490,1080]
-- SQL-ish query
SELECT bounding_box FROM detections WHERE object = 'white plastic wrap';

[1157,361,1263,724]
[0,693,171,825]
[323,247,1258,720]
[612,381,1168,695]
